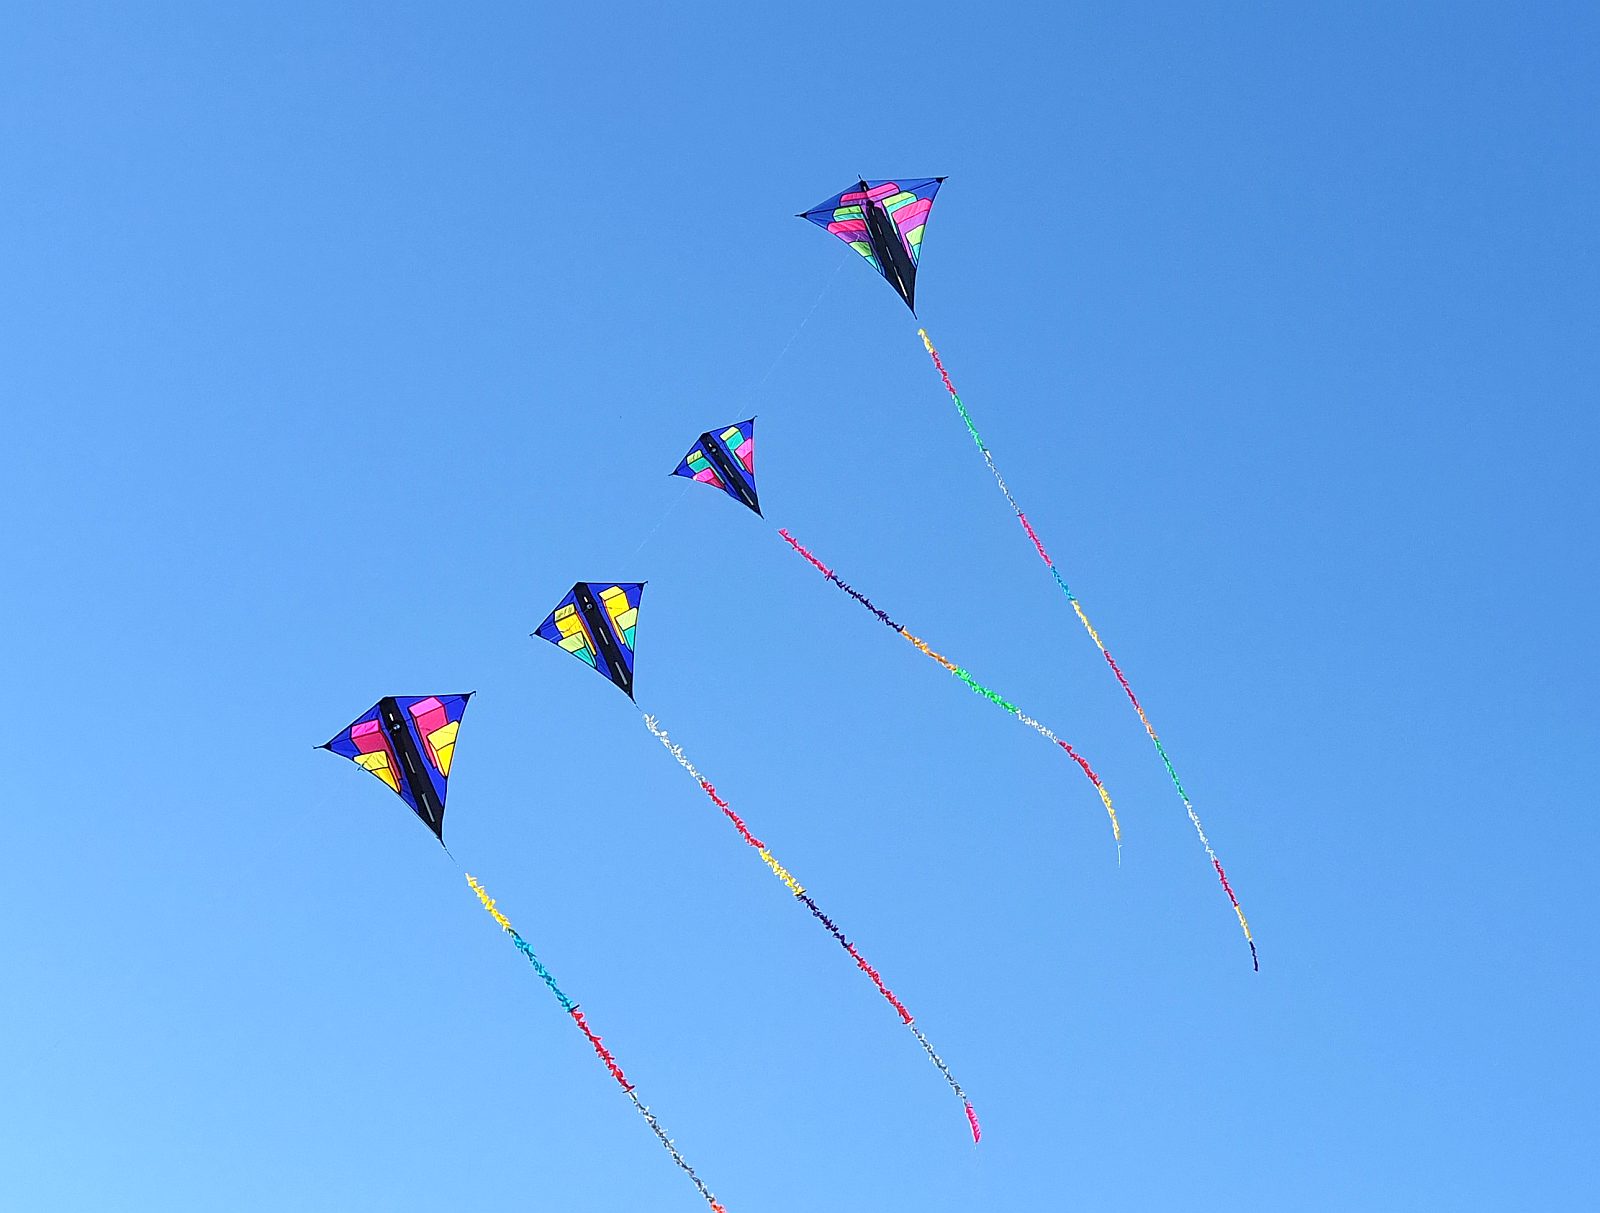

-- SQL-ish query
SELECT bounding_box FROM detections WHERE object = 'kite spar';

[671,419,1120,849]
[800,177,1258,970]
[319,695,728,1210]
[533,581,981,1141]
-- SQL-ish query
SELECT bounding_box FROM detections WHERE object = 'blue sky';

[3,3,1596,1209]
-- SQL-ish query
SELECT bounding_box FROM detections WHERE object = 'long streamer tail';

[777,528,1120,849]
[642,714,981,1143]
[466,875,730,1208]
[917,328,1258,971]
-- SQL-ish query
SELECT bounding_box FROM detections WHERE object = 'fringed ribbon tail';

[917,327,1257,969]
[465,875,729,1209]
[776,527,1120,849]
[642,714,980,1141]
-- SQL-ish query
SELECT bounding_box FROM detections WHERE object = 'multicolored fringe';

[642,714,980,1142]
[917,328,1259,971]
[777,528,1120,848]
[466,875,728,1210]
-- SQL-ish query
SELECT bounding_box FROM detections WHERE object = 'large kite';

[320,695,728,1210]
[320,694,467,843]
[799,178,944,314]
[673,420,1120,847]
[534,581,981,1141]
[801,177,1258,969]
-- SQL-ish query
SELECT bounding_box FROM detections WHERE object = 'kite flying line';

[748,246,851,400]
[670,420,1120,850]
[468,874,728,1211]
[916,329,1258,971]
[532,581,980,1141]
[643,715,981,1143]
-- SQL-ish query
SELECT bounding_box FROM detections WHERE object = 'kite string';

[749,247,851,399]
[917,328,1257,970]
[465,875,728,1210]
[641,713,980,1143]
[632,482,692,558]
[775,528,1120,848]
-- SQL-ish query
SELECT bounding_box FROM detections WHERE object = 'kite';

[799,178,944,314]
[320,694,469,843]
[534,581,980,1142]
[319,695,728,1210]
[672,420,1120,848]
[798,176,1258,969]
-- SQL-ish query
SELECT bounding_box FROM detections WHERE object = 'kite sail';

[535,581,643,700]
[672,421,1121,848]
[533,581,979,1140]
[799,178,944,313]
[320,694,471,842]
[673,420,759,516]
[319,696,728,1207]
[916,331,1258,970]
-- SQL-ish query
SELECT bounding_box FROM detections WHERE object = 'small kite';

[800,178,1258,969]
[320,695,728,1209]
[673,420,1120,847]
[534,581,980,1142]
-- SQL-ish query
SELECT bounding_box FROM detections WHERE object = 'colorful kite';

[799,178,944,313]
[672,420,1120,848]
[320,695,728,1209]
[534,581,981,1141]
[798,177,1258,968]
[320,694,469,843]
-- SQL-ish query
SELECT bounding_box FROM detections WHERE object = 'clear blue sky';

[4,3,1596,1209]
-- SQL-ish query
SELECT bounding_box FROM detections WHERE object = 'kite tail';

[466,875,729,1209]
[642,714,980,1143]
[918,328,1257,970]
[776,528,1120,847]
